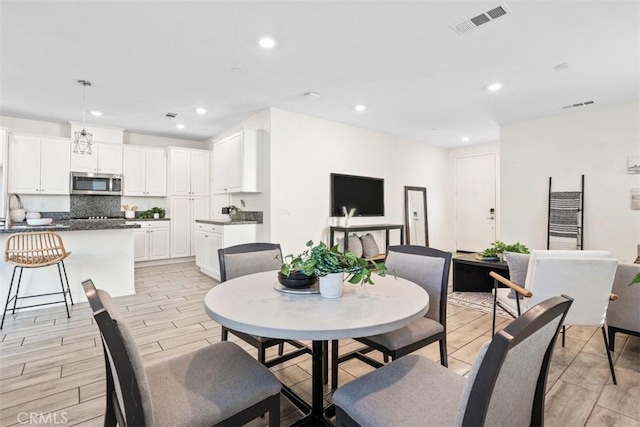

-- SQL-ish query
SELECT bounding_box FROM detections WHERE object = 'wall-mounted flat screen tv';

[330,173,384,217]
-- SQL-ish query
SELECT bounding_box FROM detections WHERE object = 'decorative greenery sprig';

[630,272,640,286]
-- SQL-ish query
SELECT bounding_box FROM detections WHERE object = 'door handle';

[486,216,495,220]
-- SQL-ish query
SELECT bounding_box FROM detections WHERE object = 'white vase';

[319,272,344,298]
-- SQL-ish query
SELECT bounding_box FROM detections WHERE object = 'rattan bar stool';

[1,232,73,328]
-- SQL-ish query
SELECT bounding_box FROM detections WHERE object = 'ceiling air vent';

[562,100,595,110]
[451,2,512,35]
[165,112,178,118]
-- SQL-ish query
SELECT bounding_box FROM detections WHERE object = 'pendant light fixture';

[73,79,93,155]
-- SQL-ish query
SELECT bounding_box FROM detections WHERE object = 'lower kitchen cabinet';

[194,222,258,280]
[133,221,171,261]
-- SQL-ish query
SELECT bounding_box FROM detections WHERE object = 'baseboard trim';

[135,257,195,268]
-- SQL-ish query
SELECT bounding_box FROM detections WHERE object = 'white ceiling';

[1,1,638,148]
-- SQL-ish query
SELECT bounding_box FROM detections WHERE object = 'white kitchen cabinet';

[123,146,167,196]
[194,222,258,280]
[213,128,262,194]
[133,221,171,261]
[8,134,70,195]
[71,142,123,174]
[170,196,209,258]
[168,147,210,197]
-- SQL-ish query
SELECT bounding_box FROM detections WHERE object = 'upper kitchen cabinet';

[213,128,262,194]
[70,142,123,174]
[123,146,167,196]
[168,147,210,197]
[8,134,71,195]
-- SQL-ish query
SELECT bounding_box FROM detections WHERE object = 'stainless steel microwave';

[70,172,123,195]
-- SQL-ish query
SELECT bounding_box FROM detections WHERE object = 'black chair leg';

[331,340,339,390]
[607,326,616,352]
[1,266,18,329]
[258,347,266,365]
[278,343,284,356]
[323,340,328,384]
[221,327,228,341]
[12,267,24,314]
[562,325,566,347]
[60,260,74,305]
[383,354,389,363]
[601,327,617,385]
[57,263,71,318]
[492,287,498,336]
[439,339,448,367]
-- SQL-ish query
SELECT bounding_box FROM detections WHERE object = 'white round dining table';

[204,270,429,425]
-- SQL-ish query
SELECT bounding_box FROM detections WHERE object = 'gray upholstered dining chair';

[333,295,573,427]
[606,263,640,351]
[83,279,281,427]
[331,245,451,389]
[219,242,311,367]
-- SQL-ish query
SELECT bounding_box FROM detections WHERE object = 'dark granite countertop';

[125,218,171,222]
[196,219,259,225]
[1,219,141,234]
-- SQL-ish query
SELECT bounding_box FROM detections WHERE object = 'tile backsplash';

[70,195,122,218]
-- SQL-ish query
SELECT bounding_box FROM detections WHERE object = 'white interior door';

[455,153,497,252]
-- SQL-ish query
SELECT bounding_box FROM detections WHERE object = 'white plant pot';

[125,210,136,219]
[319,272,344,298]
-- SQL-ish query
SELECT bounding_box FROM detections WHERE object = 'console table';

[452,253,510,292]
[330,224,404,259]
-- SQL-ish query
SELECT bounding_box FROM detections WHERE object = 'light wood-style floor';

[0,262,638,426]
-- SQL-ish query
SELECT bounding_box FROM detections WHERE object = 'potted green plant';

[280,240,388,298]
[481,241,529,260]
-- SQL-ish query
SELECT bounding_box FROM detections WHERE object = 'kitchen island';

[0,219,141,314]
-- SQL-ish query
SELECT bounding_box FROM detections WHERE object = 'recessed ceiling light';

[461,137,470,142]
[176,124,185,129]
[554,63,570,70]
[230,67,242,73]
[354,105,366,112]
[486,82,503,91]
[304,91,321,98]
[258,37,276,49]
[90,111,103,116]
[196,108,207,114]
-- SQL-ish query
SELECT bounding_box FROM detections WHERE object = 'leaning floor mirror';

[404,186,429,246]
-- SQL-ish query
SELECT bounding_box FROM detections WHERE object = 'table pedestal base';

[289,341,333,426]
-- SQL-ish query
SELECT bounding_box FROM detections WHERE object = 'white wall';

[501,101,640,262]
[269,108,452,256]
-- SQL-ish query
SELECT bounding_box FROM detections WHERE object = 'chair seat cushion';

[360,317,444,351]
[146,341,281,427]
[333,354,465,427]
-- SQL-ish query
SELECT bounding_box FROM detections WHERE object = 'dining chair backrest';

[83,279,151,426]
[458,295,573,426]
[218,243,283,282]
[385,245,451,323]
[524,250,612,291]
[524,251,617,326]
[607,263,640,333]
